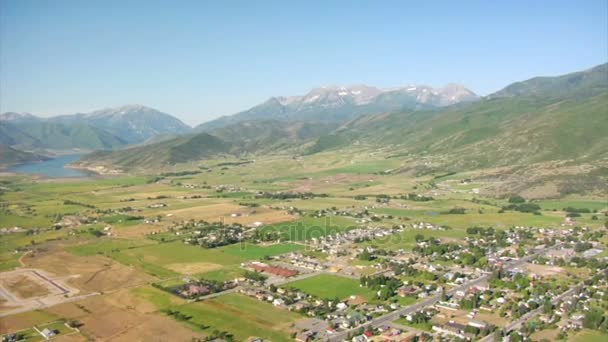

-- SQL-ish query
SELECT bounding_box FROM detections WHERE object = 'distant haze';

[1,0,606,125]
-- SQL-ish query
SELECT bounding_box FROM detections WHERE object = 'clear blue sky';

[1,0,606,126]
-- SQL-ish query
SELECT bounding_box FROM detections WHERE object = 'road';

[326,244,561,341]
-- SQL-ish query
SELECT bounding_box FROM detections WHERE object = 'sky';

[1,0,606,126]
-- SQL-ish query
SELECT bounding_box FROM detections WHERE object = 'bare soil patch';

[0,274,49,299]
[525,263,566,277]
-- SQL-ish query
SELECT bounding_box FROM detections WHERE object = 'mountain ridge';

[195,83,478,131]
[0,105,192,151]
[74,63,608,174]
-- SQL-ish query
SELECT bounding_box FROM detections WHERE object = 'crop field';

[284,274,375,300]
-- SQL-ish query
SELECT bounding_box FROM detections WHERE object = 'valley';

[0,145,606,341]
[1,64,607,342]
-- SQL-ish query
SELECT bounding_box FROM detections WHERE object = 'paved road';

[326,244,561,341]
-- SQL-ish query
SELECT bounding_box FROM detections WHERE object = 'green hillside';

[337,64,608,168]
[210,120,337,153]
[490,63,607,99]
[77,63,608,178]
[0,121,127,151]
[77,133,231,170]
[0,145,49,167]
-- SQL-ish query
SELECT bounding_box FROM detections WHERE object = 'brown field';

[222,208,295,226]
[158,202,243,221]
[434,308,508,328]
[530,328,560,341]
[289,174,378,193]
[165,262,223,275]
[525,263,566,277]
[53,333,87,342]
[70,294,200,341]
[0,309,58,334]
[112,223,161,238]
[106,314,202,341]
[24,248,155,293]
[0,274,49,299]
[46,302,92,319]
[474,311,509,328]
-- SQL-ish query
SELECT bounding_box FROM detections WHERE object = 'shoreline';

[66,163,125,176]
[0,155,107,180]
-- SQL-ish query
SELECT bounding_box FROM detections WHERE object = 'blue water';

[8,154,91,178]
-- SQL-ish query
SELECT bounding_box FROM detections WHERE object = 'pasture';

[284,274,375,300]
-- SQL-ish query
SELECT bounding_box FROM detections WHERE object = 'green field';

[261,216,359,241]
[570,329,608,342]
[219,242,303,259]
[169,293,302,342]
[361,228,467,251]
[284,274,375,300]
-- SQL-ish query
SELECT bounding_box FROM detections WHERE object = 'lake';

[8,154,91,178]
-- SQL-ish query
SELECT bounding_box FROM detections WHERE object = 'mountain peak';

[0,112,37,121]
[89,104,160,116]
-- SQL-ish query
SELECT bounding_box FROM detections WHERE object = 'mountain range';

[2,64,607,185]
[0,105,191,152]
[195,83,477,131]
[1,81,477,160]
[72,63,608,177]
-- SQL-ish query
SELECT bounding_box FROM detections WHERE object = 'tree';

[493,329,503,342]
[359,249,373,261]
[508,195,526,203]
[583,308,605,330]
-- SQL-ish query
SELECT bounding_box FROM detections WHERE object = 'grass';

[67,239,177,278]
[169,293,301,342]
[67,239,305,279]
[218,242,303,259]
[7,328,43,342]
[67,238,155,256]
[284,274,375,300]
[0,252,22,271]
[123,242,245,266]
[36,321,73,337]
[0,310,59,335]
[569,329,607,342]
[196,266,245,282]
[372,207,564,229]
[360,228,467,251]
[261,216,358,241]
[537,198,608,211]
[0,229,71,254]
[132,285,185,310]
[393,318,433,331]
